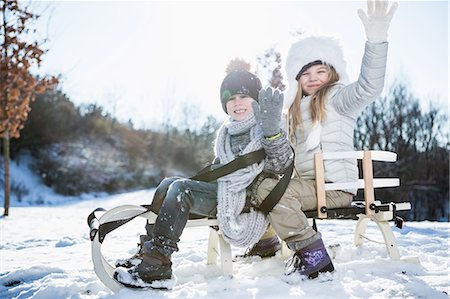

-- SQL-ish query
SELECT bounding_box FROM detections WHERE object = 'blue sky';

[32,1,448,129]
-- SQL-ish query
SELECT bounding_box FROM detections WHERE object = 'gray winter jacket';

[292,42,388,194]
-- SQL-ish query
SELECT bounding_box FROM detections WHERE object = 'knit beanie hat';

[220,70,262,113]
[284,36,349,110]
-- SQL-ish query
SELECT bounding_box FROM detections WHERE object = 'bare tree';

[180,102,200,157]
[354,83,447,154]
[354,81,449,220]
[160,78,176,140]
[257,47,285,91]
[0,0,57,215]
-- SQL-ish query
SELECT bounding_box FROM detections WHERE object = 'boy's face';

[225,94,255,121]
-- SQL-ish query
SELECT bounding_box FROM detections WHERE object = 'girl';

[114,70,293,288]
[254,0,398,279]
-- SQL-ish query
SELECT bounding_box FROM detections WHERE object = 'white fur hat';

[284,36,349,110]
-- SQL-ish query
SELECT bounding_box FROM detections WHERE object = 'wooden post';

[314,152,327,218]
[362,151,375,215]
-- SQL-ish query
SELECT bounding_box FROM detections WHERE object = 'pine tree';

[0,0,57,216]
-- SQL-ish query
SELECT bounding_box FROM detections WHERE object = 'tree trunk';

[3,133,10,216]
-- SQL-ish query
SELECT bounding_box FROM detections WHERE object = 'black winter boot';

[133,247,172,282]
[115,234,152,268]
[114,246,173,288]
[284,238,334,279]
[240,235,281,258]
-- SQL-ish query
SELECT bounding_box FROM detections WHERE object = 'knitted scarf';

[215,114,268,248]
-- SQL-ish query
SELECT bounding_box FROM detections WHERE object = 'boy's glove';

[358,0,398,43]
[252,87,283,138]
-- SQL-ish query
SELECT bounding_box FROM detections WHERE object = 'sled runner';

[88,150,412,293]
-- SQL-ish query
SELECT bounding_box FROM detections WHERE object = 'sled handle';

[87,208,106,241]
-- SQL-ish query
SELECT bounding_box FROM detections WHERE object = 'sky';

[1,157,449,298]
[30,0,449,129]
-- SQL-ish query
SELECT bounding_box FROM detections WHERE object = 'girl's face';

[298,64,330,96]
[225,94,255,121]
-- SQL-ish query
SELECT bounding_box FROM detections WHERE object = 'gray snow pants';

[147,176,218,256]
[255,177,353,251]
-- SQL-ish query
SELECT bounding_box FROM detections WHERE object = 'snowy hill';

[1,189,449,299]
[0,154,107,207]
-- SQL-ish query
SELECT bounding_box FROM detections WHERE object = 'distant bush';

[33,139,161,195]
[10,89,81,156]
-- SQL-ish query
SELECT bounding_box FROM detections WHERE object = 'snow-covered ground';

[1,158,449,298]
[1,188,449,299]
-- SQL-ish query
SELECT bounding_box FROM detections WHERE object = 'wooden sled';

[88,150,413,293]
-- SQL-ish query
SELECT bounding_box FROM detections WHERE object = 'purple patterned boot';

[284,238,335,279]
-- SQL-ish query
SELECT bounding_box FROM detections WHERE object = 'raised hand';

[252,87,283,138]
[358,0,398,43]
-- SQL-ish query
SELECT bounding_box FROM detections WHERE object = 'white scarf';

[214,114,268,248]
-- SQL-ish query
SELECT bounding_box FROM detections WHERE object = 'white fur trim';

[284,36,349,110]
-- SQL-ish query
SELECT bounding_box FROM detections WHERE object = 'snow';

[2,154,107,207]
[1,158,449,298]
[114,267,178,290]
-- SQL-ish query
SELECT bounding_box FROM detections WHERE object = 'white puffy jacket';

[292,42,388,194]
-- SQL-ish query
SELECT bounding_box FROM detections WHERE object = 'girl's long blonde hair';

[287,64,339,143]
